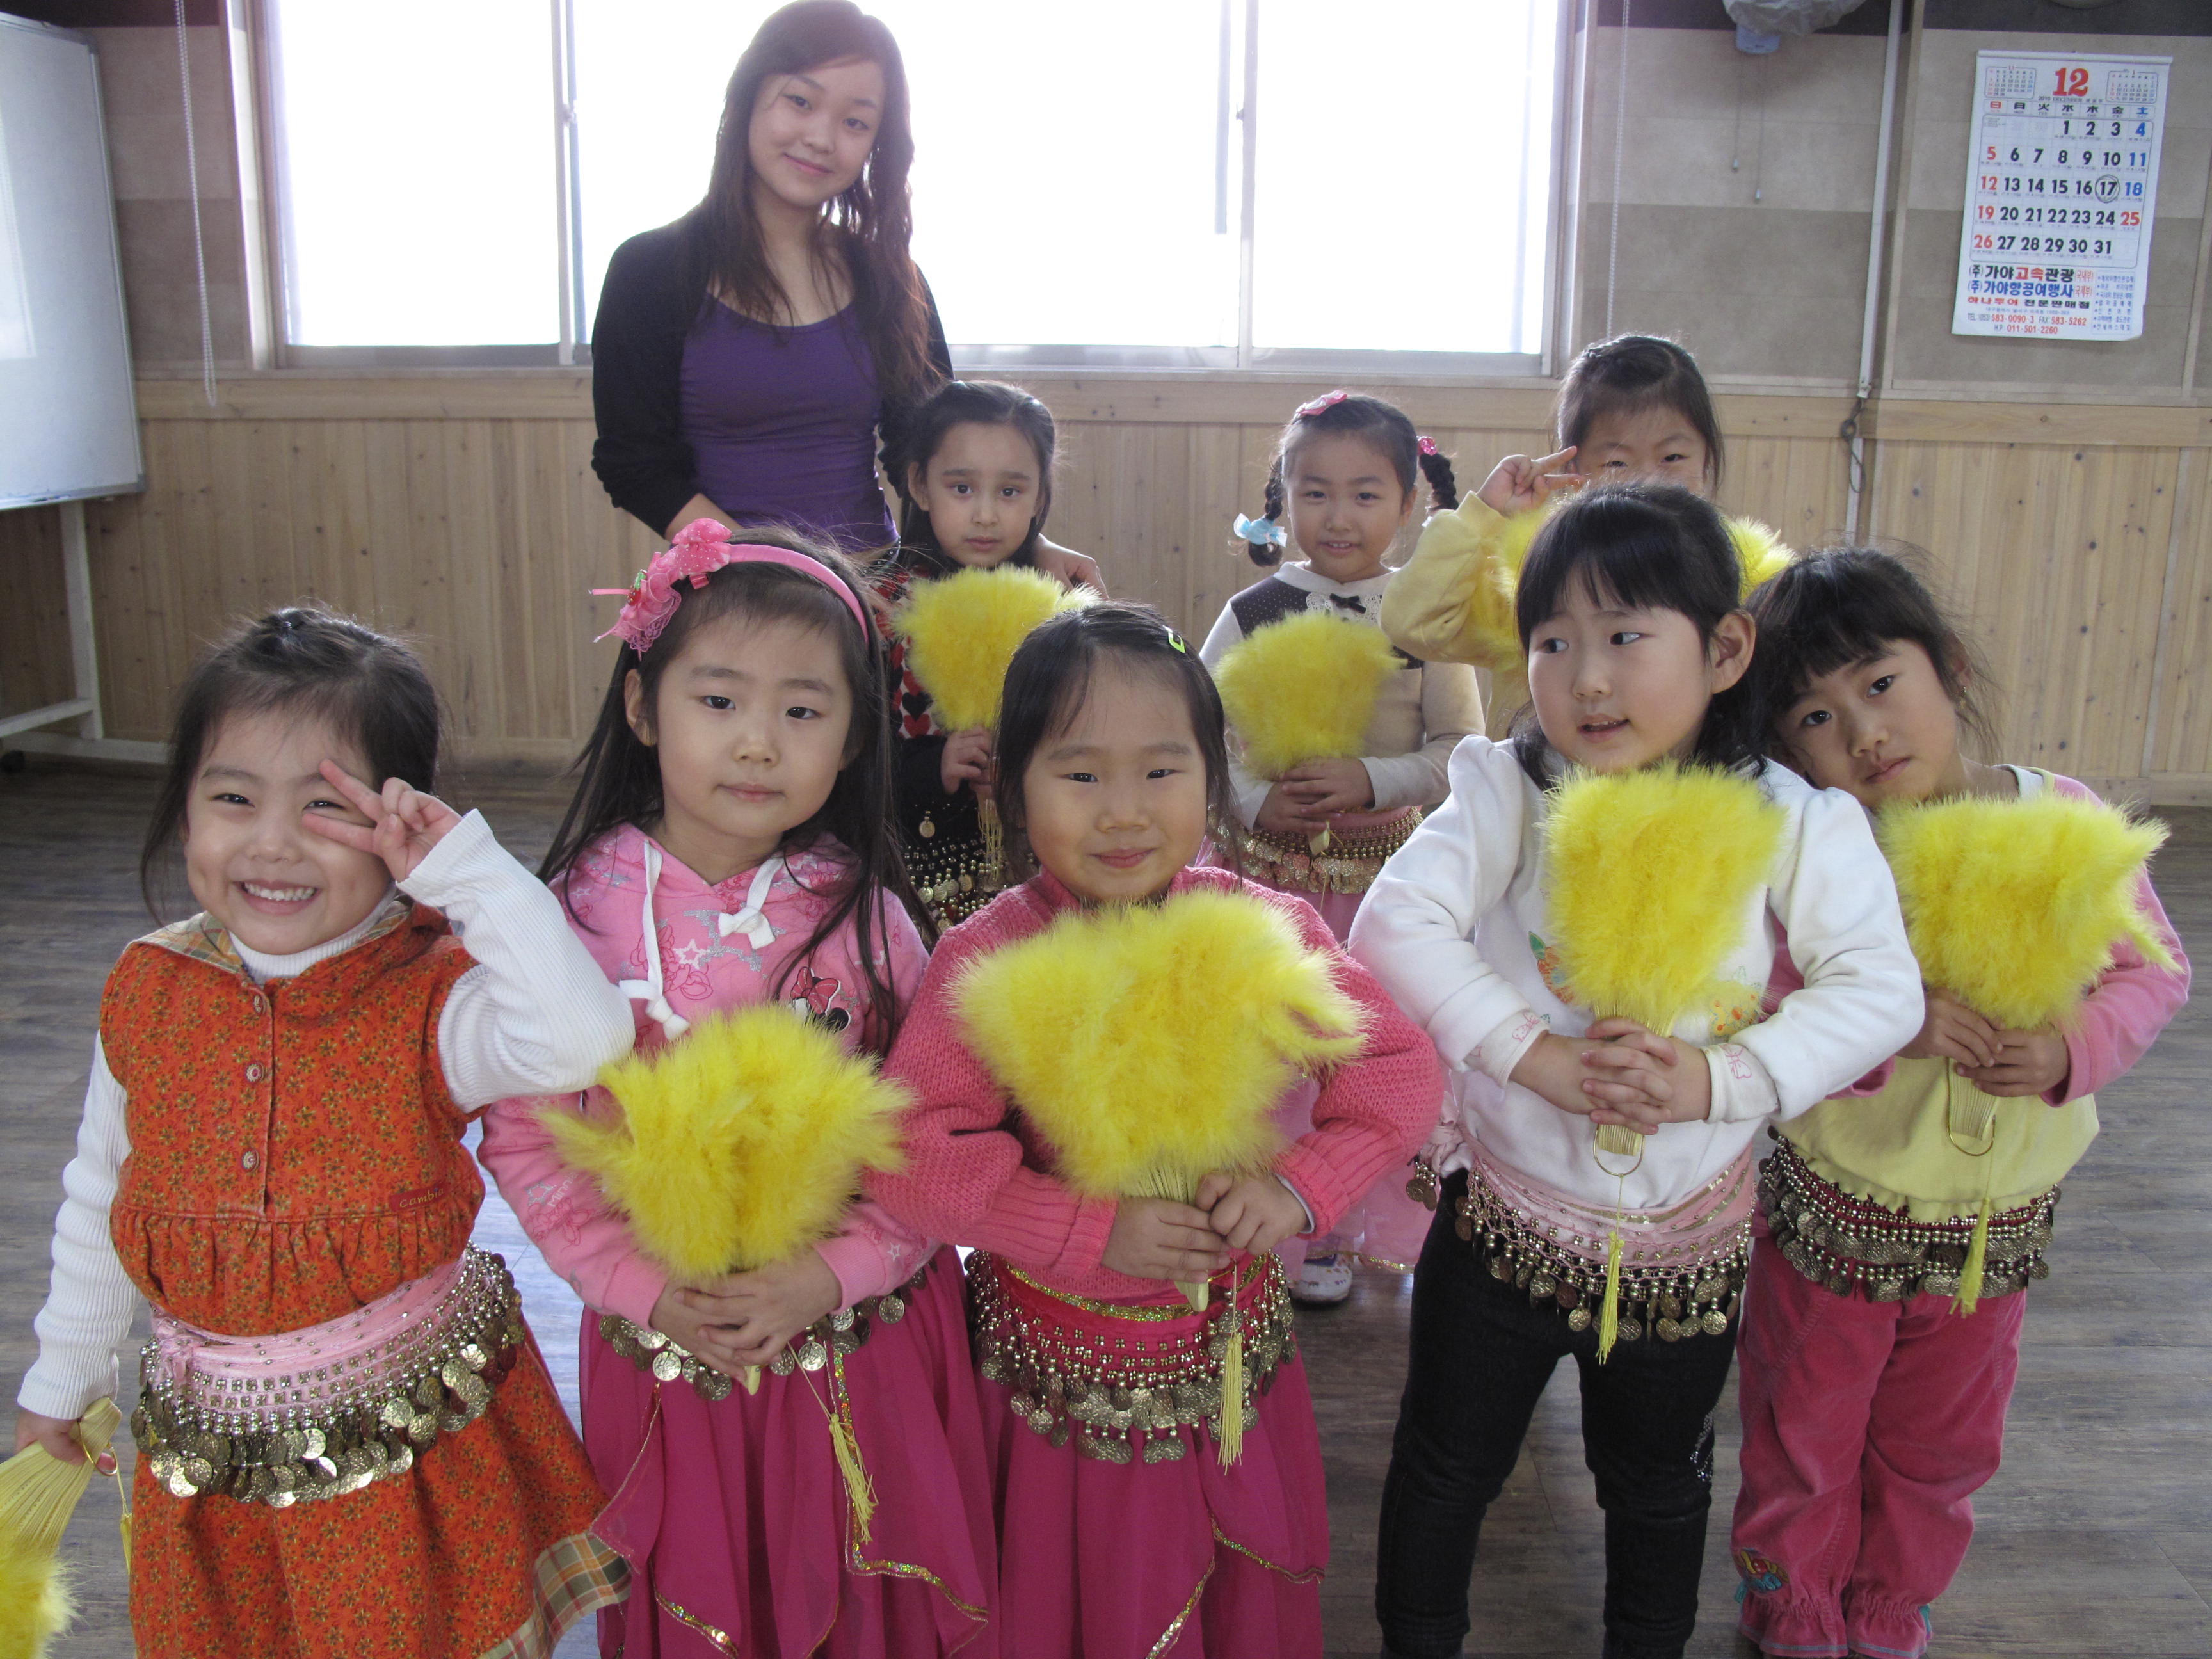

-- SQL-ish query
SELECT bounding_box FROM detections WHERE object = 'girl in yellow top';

[1381,335,1786,733]
[1729,547,2189,1659]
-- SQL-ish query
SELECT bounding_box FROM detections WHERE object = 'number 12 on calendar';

[1951,51,2169,342]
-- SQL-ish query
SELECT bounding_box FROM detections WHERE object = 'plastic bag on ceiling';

[1722,0,1870,33]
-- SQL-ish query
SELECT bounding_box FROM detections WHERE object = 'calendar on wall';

[1952,51,2170,342]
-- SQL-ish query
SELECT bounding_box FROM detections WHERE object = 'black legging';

[1374,1173,1738,1659]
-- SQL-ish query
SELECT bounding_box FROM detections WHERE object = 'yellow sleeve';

[1380,497,1541,671]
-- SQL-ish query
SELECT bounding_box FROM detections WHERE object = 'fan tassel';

[1216,1294,1246,1467]
[1597,1228,1624,1364]
[1953,1187,1994,1319]
[827,1393,878,1544]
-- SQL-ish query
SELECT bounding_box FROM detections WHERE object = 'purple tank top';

[678,300,895,552]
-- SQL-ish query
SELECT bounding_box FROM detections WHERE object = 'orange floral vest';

[100,903,482,1336]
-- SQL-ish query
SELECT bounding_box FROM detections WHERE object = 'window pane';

[573,0,1235,350]
[878,0,1235,348]
[572,0,770,335]
[1251,0,1558,353]
[269,0,557,347]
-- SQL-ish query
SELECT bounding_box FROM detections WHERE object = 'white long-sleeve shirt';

[1198,563,1484,826]
[1349,737,1923,1212]
[16,811,636,1420]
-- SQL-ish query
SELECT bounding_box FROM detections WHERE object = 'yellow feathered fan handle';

[1213,609,1403,781]
[1877,790,2174,1034]
[545,1005,910,1288]
[1544,765,1785,1161]
[0,1397,125,1659]
[892,565,1091,733]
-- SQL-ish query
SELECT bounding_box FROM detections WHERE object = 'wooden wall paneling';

[481,417,531,748]
[1725,433,1852,550]
[438,417,502,745]
[2065,446,2177,784]
[518,418,579,744]
[1182,420,1251,637]
[0,508,73,716]
[398,419,463,746]
[2149,450,2212,780]
[1873,440,2179,789]
[357,420,421,666]
[120,421,200,741]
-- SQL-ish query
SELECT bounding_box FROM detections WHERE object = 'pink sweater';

[1774,771,2190,1102]
[867,864,1447,1302]
[476,826,934,1326]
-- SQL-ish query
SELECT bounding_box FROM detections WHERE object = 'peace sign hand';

[303,760,465,881]
[1476,447,1582,518]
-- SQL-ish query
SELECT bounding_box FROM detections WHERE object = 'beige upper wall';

[1576,20,2212,397]
[89,24,259,373]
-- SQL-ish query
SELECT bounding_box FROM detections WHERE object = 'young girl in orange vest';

[13,606,636,1657]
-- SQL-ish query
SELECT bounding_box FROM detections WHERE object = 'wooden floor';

[3,760,2207,1659]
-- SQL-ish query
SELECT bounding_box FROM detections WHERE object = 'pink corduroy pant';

[1731,1226,2026,1659]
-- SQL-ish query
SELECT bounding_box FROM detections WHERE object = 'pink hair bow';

[1418,437,1439,456]
[1295,389,1351,419]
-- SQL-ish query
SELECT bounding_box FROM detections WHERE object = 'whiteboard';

[0,13,142,510]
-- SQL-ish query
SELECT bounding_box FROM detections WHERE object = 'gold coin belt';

[1455,1174,1748,1343]
[133,1247,524,1508]
[1763,1136,2056,1304]
[1240,809,1423,897]
[597,1264,933,1402]
[903,831,1003,929]
[967,1251,1296,1466]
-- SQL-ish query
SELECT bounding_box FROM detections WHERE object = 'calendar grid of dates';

[1952,54,2168,342]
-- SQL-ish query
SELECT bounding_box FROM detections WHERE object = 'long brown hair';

[689,1,937,407]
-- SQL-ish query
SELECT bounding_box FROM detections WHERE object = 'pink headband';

[591,519,870,655]
[1295,389,1351,419]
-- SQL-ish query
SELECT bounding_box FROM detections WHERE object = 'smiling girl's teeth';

[243,882,316,901]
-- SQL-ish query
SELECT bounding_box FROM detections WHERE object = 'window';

[262,0,1561,366]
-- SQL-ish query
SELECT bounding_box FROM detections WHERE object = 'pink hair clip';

[1294,389,1352,419]
[1418,436,1439,456]
[589,518,869,655]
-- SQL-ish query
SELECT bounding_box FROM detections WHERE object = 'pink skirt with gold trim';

[582,1246,995,1658]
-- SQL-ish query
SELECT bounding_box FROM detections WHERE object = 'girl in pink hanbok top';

[479,522,995,1658]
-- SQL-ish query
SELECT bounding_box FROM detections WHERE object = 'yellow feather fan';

[1877,791,2175,1032]
[1431,501,1791,675]
[1729,517,1791,592]
[1213,609,1404,780]
[1544,765,1786,1036]
[893,565,1092,732]
[546,1006,910,1285]
[0,1399,124,1659]
[951,888,1365,1201]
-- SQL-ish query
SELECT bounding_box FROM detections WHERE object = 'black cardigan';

[589,220,954,539]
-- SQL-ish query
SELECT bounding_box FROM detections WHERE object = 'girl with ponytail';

[1199,390,1481,1301]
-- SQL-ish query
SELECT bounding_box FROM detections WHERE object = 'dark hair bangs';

[1746,543,1994,749]
[992,603,1239,886]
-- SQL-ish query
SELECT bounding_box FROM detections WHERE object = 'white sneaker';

[1291,1251,1353,1305]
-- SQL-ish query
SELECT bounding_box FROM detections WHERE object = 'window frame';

[251,0,1577,376]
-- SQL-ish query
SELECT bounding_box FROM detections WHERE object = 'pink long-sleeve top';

[476,825,935,1326]
[867,863,1447,1303]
